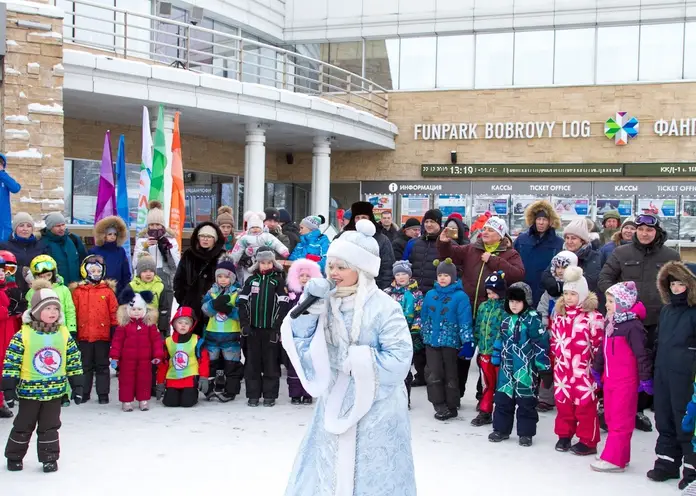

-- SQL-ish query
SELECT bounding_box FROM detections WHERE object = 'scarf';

[671,291,689,307]
[30,319,59,333]
[606,310,637,336]
[334,284,358,299]
[12,233,36,244]
[484,241,500,253]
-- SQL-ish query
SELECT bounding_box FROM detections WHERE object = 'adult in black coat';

[648,262,696,488]
[279,208,300,254]
[379,211,399,242]
[405,209,443,295]
[0,212,47,295]
[339,201,395,290]
[173,222,225,336]
[392,217,421,261]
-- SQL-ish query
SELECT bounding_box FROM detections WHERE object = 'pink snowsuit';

[593,304,652,469]
[551,295,604,447]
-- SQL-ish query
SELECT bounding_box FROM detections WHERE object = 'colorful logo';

[605,112,639,146]
[33,347,62,376]
[173,350,189,370]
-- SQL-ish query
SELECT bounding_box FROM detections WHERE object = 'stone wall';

[3,1,65,223]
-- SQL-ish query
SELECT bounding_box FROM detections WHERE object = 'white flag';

[136,106,153,233]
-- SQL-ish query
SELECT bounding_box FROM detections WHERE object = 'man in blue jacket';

[513,200,563,306]
[0,154,22,242]
[40,212,87,285]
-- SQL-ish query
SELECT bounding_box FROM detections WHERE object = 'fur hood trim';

[94,215,129,247]
[116,304,158,327]
[553,292,599,316]
[524,200,561,229]
[69,279,117,293]
[658,261,696,306]
[286,259,323,294]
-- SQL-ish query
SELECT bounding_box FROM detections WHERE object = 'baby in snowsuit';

[550,266,604,456]
[231,211,289,284]
[110,288,163,412]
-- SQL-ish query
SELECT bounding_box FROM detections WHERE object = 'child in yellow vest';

[2,279,83,473]
[156,307,211,408]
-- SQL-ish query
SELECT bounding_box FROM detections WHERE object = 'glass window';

[364,39,400,90]
[436,35,474,89]
[475,32,514,88]
[686,23,696,79]
[399,37,436,90]
[189,18,214,74]
[292,44,321,93]
[554,28,595,85]
[514,31,554,86]
[596,26,639,84]
[154,6,188,65]
[321,42,364,91]
[212,21,239,79]
[639,23,684,81]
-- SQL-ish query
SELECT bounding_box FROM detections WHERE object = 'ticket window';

[510,195,546,237]
[636,194,678,240]
[399,194,432,226]
[551,195,591,235]
[595,197,635,229]
[364,193,395,223]
[473,194,511,234]
[680,197,696,241]
[435,194,469,225]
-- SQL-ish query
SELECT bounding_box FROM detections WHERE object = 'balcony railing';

[54,0,390,119]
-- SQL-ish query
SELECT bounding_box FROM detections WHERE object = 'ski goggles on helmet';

[635,214,659,227]
[32,260,56,274]
[2,263,16,276]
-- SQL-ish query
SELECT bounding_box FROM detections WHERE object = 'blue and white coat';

[281,281,416,496]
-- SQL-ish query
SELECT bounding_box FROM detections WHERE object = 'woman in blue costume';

[281,219,416,496]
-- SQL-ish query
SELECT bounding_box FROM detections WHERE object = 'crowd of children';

[4,209,696,493]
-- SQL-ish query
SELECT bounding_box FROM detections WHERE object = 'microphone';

[290,279,336,319]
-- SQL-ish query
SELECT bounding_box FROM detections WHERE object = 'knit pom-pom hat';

[563,266,589,303]
[326,219,380,278]
[146,200,165,226]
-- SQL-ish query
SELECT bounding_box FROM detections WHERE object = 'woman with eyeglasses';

[0,212,48,296]
[598,214,681,434]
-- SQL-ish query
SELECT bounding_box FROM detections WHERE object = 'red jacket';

[437,236,525,315]
[71,280,118,342]
[156,332,210,389]
[110,318,163,363]
[0,286,17,374]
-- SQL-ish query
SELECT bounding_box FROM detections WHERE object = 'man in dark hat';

[340,201,395,290]
[278,208,300,253]
[264,207,291,251]
[393,217,421,260]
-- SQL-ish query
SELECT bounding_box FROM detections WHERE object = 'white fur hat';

[327,219,380,278]
[244,211,265,230]
[563,266,589,304]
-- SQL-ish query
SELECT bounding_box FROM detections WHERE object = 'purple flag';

[95,130,116,222]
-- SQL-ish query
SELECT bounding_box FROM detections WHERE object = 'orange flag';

[169,112,185,250]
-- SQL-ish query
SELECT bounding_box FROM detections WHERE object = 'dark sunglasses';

[636,214,659,227]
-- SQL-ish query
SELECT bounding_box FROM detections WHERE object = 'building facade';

[4,0,696,249]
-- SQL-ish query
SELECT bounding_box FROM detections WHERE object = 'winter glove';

[71,386,84,405]
[590,369,603,389]
[156,384,165,401]
[638,379,654,396]
[157,236,172,259]
[458,342,475,360]
[683,402,696,433]
[539,370,554,390]
[110,359,119,370]
[212,294,231,313]
[3,388,16,409]
[198,377,210,395]
[305,277,333,299]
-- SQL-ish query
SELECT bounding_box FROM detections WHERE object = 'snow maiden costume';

[281,219,416,496]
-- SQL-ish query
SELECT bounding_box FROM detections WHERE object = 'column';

[311,136,332,225]
[151,107,177,224]
[244,122,268,213]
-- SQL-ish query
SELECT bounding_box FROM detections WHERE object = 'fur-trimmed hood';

[553,292,599,316]
[658,261,696,306]
[68,279,117,293]
[524,200,561,230]
[93,215,129,247]
[116,304,158,327]
[287,258,323,293]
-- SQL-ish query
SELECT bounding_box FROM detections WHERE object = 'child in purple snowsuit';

[591,281,653,472]
[285,259,322,404]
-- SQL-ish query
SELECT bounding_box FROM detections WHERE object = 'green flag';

[149,104,167,204]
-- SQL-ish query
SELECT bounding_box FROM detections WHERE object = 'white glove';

[305,278,334,299]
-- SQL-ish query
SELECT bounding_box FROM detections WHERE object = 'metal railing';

[55,0,390,119]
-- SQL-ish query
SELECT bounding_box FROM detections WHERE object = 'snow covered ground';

[0,373,680,496]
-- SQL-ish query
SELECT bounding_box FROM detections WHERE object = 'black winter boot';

[43,461,58,473]
[555,438,572,452]
[635,412,653,432]
[98,395,109,405]
[291,397,302,405]
[301,397,313,405]
[0,405,13,418]
[263,398,276,407]
[470,412,492,427]
[519,436,533,447]
[488,431,510,443]
[570,442,597,456]
[435,408,458,421]
[7,460,22,471]
[248,398,259,407]
[647,467,680,482]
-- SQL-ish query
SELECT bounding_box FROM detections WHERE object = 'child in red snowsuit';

[0,252,23,418]
[550,266,604,455]
[110,288,163,412]
[157,307,210,408]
